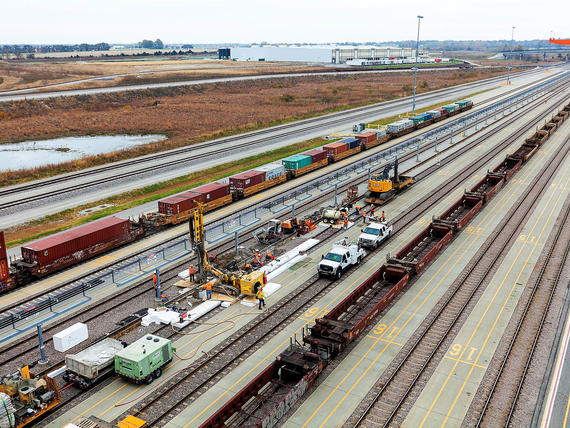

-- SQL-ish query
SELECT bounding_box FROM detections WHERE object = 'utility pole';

[412,15,424,115]
[507,26,515,84]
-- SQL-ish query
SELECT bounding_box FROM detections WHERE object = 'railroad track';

[0,70,551,208]
[3,75,564,319]
[350,135,570,427]
[110,93,570,426]
[472,189,570,427]
[2,81,566,370]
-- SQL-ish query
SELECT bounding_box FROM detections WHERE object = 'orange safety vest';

[188,266,195,275]
[256,289,265,299]
[152,273,157,284]
[204,282,213,291]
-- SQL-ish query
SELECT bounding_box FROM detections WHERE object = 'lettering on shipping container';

[261,376,309,428]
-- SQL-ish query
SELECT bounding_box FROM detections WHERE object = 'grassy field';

[0,67,513,188]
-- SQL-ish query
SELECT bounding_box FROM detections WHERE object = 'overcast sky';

[2,0,567,44]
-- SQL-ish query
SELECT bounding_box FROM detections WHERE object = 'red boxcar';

[21,217,131,266]
[355,132,377,144]
[468,174,505,202]
[229,171,266,190]
[0,231,8,281]
[193,182,230,202]
[323,142,348,157]
[302,149,327,163]
[493,157,522,181]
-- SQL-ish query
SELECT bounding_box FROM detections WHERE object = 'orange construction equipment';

[549,38,570,45]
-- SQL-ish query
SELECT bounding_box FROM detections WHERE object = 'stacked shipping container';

[229,171,266,191]
[282,154,312,171]
[302,149,327,163]
[21,217,131,265]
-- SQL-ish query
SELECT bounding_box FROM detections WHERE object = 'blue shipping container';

[340,137,360,150]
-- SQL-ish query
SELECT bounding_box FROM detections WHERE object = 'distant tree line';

[1,43,110,54]
[138,39,164,49]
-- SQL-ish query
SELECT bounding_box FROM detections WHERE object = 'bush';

[281,94,295,103]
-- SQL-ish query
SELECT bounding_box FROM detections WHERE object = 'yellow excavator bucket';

[368,178,393,193]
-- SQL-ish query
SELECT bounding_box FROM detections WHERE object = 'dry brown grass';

[0,67,511,186]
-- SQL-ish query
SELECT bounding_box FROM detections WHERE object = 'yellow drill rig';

[189,203,266,297]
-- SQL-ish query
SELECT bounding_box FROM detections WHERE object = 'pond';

[0,134,167,172]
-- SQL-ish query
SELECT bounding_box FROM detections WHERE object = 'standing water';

[0,134,167,172]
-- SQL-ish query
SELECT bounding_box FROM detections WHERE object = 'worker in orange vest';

[381,211,386,221]
[256,288,266,310]
[152,272,158,290]
[266,251,275,261]
[203,282,213,300]
[188,265,195,282]
[343,213,349,230]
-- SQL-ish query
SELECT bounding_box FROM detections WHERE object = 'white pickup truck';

[317,239,366,279]
[357,221,393,249]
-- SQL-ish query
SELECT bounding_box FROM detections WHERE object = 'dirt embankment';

[0,67,509,186]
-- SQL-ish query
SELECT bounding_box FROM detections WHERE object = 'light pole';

[412,15,423,115]
[507,26,515,84]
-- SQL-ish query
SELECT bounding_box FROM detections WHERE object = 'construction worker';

[266,251,275,261]
[256,288,266,310]
[355,205,361,215]
[370,206,375,218]
[203,282,213,300]
[188,265,195,282]
[381,210,386,221]
[152,272,158,290]
[343,213,349,230]
[244,263,252,272]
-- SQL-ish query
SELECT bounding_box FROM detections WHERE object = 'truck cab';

[317,239,365,279]
[358,221,393,249]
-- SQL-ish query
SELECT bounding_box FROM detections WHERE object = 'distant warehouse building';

[224,46,418,64]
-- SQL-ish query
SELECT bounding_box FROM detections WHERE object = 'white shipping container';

[376,129,387,138]
[54,322,88,352]
[427,110,441,118]
[254,163,285,181]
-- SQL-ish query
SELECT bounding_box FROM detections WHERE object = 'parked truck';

[317,239,365,279]
[357,221,393,249]
[63,338,126,390]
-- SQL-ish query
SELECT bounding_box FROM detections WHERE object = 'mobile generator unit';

[114,335,173,384]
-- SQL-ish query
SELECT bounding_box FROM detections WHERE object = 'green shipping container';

[115,334,173,384]
[282,154,312,171]
[443,104,457,112]
[455,100,469,107]
[411,115,425,124]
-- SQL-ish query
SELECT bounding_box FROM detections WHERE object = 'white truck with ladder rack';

[317,239,365,279]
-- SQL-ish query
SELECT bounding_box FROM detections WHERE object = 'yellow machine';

[189,203,265,297]
[0,366,61,427]
[366,158,413,205]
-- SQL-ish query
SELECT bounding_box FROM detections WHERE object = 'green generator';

[114,334,173,384]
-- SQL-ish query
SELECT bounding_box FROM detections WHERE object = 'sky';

[2,0,568,45]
